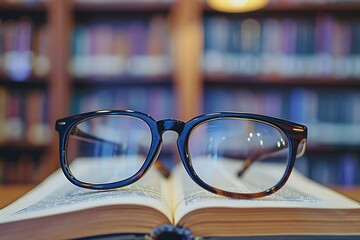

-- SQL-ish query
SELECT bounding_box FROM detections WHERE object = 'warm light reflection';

[293,127,305,132]
[96,110,111,113]
[208,0,269,13]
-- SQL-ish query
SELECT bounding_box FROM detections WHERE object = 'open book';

[0,159,359,239]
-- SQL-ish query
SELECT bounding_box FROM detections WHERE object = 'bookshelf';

[0,0,359,187]
[202,0,360,186]
[0,1,51,183]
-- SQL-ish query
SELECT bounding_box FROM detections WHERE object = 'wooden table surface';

[0,184,35,209]
[0,184,359,209]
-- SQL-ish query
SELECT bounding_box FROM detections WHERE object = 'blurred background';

[0,0,359,189]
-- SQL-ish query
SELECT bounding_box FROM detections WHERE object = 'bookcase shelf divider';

[42,0,73,180]
[171,0,203,120]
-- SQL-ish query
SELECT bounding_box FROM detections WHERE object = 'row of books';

[205,87,360,124]
[204,88,360,145]
[203,15,360,78]
[71,87,175,120]
[306,153,360,186]
[71,15,171,78]
[0,18,49,81]
[0,153,40,183]
[0,87,51,146]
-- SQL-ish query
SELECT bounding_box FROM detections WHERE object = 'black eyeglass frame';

[56,110,307,199]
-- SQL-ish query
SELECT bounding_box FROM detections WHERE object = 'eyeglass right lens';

[188,118,290,195]
[66,115,152,185]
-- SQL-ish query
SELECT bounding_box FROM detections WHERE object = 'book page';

[0,157,172,224]
[170,157,360,225]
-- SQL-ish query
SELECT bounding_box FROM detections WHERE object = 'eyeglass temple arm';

[237,140,306,177]
[70,127,171,178]
[70,127,120,146]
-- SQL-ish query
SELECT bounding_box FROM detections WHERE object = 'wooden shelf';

[73,75,172,88]
[204,1,360,13]
[205,75,360,89]
[0,77,48,89]
[73,1,173,12]
[308,144,360,154]
[263,2,360,12]
[0,142,48,153]
[0,2,46,11]
[0,2,47,21]
[73,2,172,23]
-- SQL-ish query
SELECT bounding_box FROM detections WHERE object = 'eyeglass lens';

[66,115,152,184]
[188,118,290,194]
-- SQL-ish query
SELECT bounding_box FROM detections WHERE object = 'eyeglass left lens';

[66,115,152,184]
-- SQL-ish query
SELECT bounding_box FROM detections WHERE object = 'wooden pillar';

[40,0,72,180]
[171,0,203,121]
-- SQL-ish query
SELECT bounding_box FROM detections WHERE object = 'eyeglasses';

[55,110,307,199]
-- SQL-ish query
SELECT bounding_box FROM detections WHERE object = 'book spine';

[0,87,7,144]
[25,90,51,145]
[0,18,49,81]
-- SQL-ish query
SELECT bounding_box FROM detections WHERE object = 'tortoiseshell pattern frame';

[55,110,307,199]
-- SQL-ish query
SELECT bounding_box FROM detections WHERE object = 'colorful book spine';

[0,87,50,145]
[0,18,49,81]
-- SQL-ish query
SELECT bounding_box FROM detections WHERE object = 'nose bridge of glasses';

[157,119,185,135]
